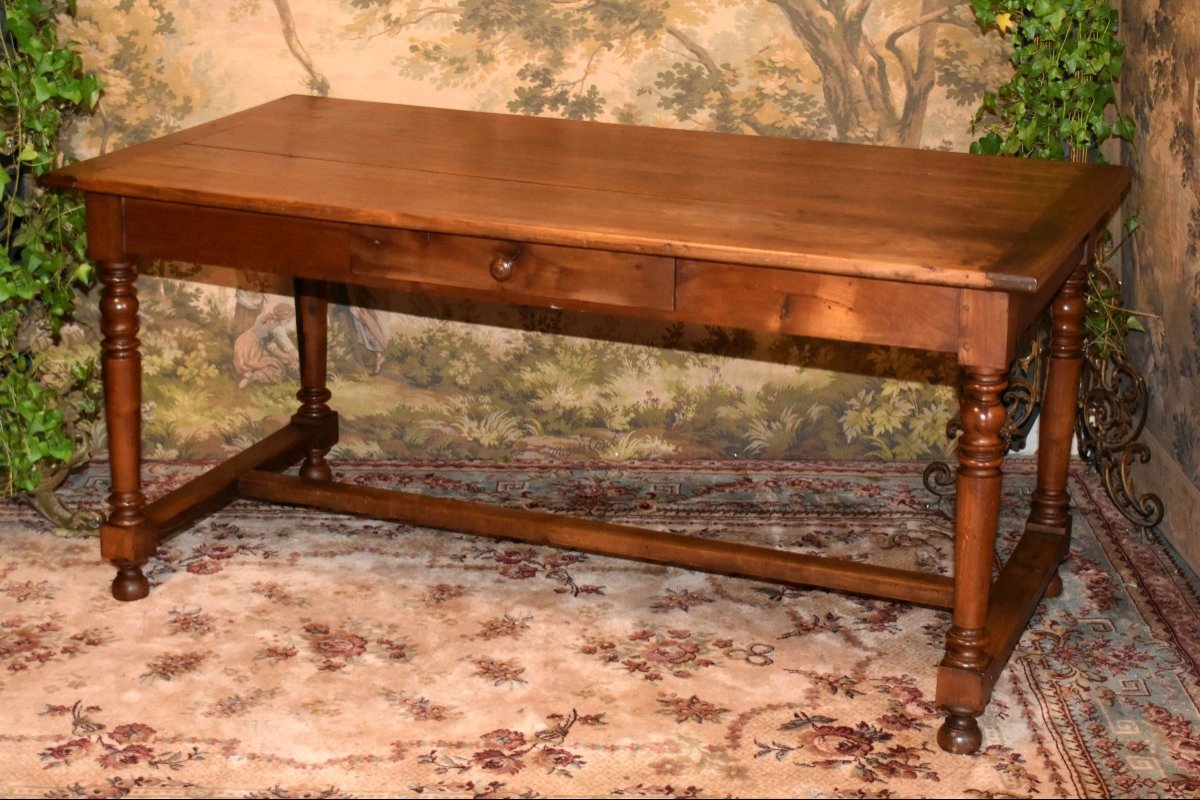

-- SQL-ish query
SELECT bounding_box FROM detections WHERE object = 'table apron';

[113,197,1065,360]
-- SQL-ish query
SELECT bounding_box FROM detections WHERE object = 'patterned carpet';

[0,459,1198,798]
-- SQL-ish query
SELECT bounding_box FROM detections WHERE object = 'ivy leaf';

[1113,116,1136,142]
[4,10,35,49]
[59,83,83,104]
[1,0,102,496]
[48,435,75,462]
[973,131,1004,155]
[31,75,55,103]
[972,0,997,27]
[81,74,101,109]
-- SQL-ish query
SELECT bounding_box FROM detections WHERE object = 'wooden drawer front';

[676,260,962,354]
[123,198,350,278]
[351,226,675,311]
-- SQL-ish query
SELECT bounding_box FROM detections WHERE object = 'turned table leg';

[292,278,334,481]
[1027,262,1088,597]
[938,367,1008,753]
[98,259,154,601]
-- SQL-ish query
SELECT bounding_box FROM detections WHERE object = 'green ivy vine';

[969,0,1145,360]
[1,0,100,496]
[969,0,1134,159]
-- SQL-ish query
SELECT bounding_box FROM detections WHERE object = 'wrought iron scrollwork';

[1077,354,1164,528]
[1000,316,1051,453]
[922,460,956,502]
[1074,241,1164,530]
[925,255,1164,532]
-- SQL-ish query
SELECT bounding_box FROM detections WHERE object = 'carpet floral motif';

[0,460,1198,798]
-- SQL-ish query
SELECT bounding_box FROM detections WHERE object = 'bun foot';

[111,565,150,601]
[937,710,982,754]
[1044,572,1063,599]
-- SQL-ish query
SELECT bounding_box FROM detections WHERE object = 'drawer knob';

[489,255,515,282]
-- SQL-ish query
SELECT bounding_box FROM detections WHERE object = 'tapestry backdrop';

[53,1,1015,464]
[1121,0,1200,492]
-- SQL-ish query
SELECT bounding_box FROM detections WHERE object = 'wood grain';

[352,225,675,312]
[239,470,956,609]
[124,198,349,277]
[676,260,962,353]
[43,95,1130,293]
[109,416,339,548]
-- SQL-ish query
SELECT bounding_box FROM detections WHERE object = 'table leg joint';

[108,415,339,551]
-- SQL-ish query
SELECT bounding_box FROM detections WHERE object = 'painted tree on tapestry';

[341,0,1000,146]
[63,0,216,154]
[230,0,331,94]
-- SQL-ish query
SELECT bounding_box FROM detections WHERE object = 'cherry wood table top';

[44,94,1129,294]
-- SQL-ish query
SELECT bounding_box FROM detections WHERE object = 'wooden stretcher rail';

[237,469,957,609]
[98,416,339,563]
[936,527,1069,710]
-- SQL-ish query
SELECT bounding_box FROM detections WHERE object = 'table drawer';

[350,226,675,311]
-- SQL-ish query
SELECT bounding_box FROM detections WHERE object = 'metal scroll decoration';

[1076,353,1163,528]
[922,317,1050,504]
[924,264,1164,531]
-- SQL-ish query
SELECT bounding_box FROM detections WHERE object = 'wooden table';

[42,95,1130,755]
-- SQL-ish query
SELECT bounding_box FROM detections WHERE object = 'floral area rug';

[1,459,1198,798]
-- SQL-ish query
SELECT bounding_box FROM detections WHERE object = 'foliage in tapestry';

[344,0,1001,146]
